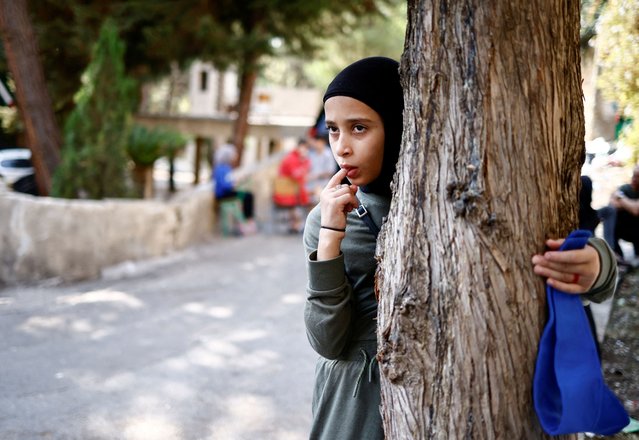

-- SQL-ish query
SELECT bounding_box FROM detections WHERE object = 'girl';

[302,57,617,439]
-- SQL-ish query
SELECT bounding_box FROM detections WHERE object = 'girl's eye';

[353,124,366,133]
[326,125,338,134]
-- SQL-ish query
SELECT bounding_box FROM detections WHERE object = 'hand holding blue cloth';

[533,230,629,435]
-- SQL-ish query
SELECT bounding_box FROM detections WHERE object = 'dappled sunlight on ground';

[57,289,145,308]
[123,415,182,440]
[182,302,234,318]
[281,293,305,304]
[206,393,304,439]
[0,234,314,439]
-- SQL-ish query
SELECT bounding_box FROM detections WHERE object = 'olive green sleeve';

[302,206,353,360]
[582,237,618,304]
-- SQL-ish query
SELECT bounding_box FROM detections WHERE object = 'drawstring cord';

[353,348,378,398]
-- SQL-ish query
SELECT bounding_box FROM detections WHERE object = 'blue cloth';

[533,230,629,435]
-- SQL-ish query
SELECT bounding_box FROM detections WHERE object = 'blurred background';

[0,0,407,198]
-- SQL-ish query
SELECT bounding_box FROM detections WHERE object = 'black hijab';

[323,57,404,196]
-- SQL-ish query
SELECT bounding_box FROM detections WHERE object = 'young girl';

[302,57,617,439]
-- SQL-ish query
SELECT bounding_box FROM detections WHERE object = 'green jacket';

[304,190,388,440]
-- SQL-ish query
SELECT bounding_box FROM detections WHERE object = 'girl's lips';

[342,166,359,178]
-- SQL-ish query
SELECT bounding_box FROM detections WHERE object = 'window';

[200,71,208,91]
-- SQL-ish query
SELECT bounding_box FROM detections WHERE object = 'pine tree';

[52,19,135,199]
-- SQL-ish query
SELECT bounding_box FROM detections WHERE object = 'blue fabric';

[533,230,629,435]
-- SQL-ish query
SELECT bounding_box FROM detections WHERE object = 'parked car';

[0,148,34,188]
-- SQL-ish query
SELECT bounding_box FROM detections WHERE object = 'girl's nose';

[333,136,351,157]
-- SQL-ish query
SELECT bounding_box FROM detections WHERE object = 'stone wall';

[0,187,213,285]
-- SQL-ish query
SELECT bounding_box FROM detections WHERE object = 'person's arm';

[582,237,617,303]
[615,193,639,216]
[532,236,617,302]
[303,205,353,359]
[303,169,362,359]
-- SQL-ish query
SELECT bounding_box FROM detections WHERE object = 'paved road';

[0,234,316,440]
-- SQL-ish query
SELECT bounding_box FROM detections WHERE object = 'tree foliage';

[127,125,167,167]
[128,124,187,164]
[0,1,399,194]
[52,19,135,199]
[580,0,608,48]
[304,2,407,90]
[0,0,395,123]
[598,0,639,111]
[597,0,639,158]
[260,1,407,90]
[16,1,205,121]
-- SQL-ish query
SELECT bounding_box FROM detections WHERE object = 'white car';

[0,148,34,187]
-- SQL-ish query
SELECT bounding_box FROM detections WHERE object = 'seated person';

[213,143,256,235]
[597,164,639,261]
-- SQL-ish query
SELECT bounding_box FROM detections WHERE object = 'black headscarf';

[323,57,404,196]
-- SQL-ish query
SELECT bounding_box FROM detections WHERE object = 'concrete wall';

[0,186,213,285]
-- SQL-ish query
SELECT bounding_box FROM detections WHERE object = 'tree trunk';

[232,52,258,166]
[376,1,584,439]
[0,0,61,196]
[168,157,176,193]
[131,164,154,199]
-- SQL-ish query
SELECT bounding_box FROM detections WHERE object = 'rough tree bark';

[377,1,584,439]
[232,51,258,167]
[0,0,61,196]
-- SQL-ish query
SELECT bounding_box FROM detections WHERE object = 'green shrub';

[157,128,187,159]
[127,125,164,166]
[126,124,188,197]
[126,124,187,165]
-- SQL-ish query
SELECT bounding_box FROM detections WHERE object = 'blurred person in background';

[213,141,257,235]
[306,134,336,204]
[597,164,639,264]
[273,138,311,233]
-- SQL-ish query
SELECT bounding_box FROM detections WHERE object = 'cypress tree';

[53,19,135,199]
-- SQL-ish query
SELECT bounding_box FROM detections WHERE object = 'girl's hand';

[319,168,359,231]
[532,239,600,294]
[316,169,358,260]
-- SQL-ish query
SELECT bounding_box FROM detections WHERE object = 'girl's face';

[324,96,385,186]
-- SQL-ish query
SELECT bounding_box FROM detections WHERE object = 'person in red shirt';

[273,138,311,232]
